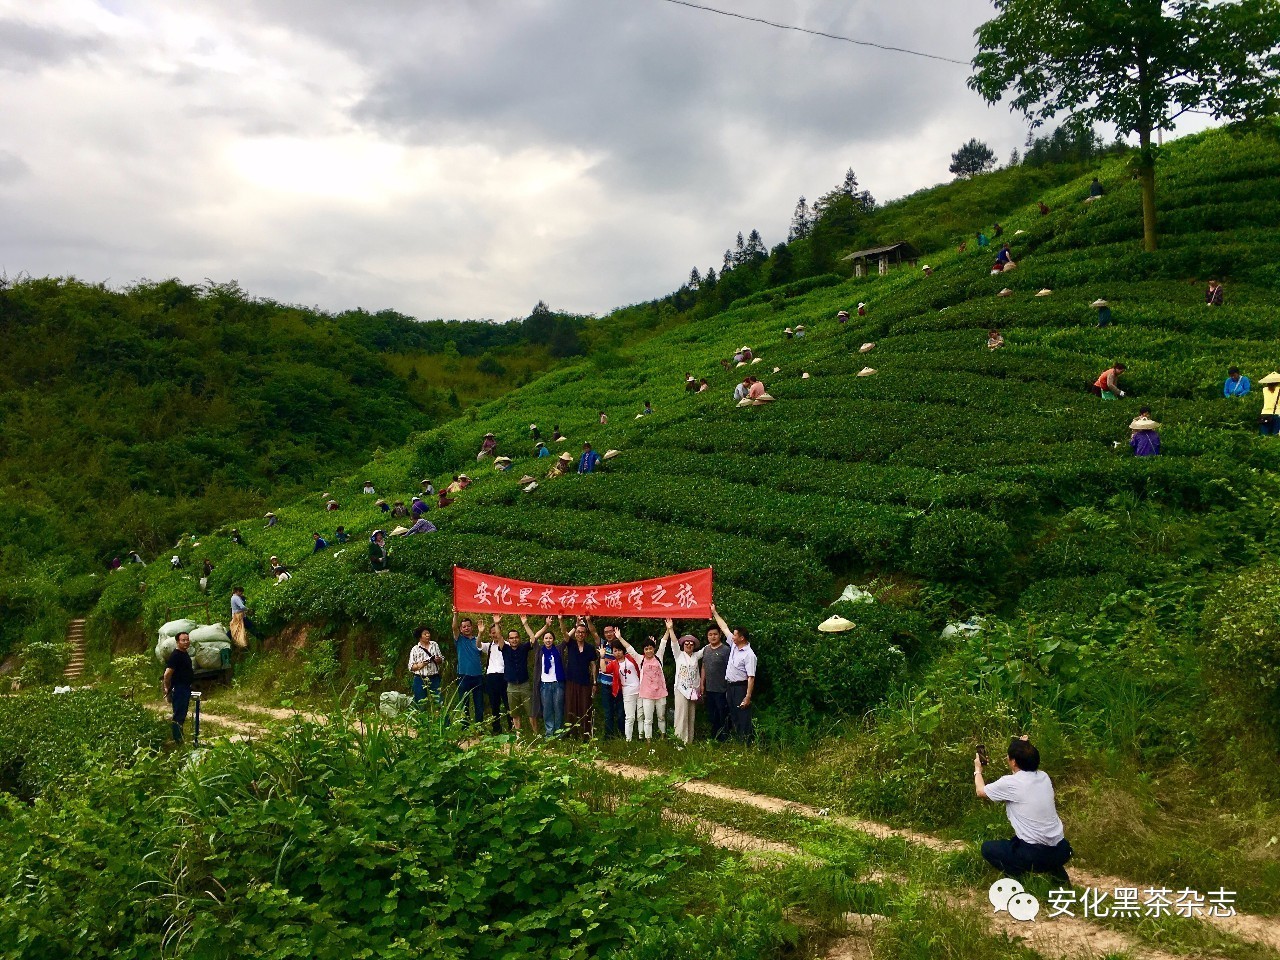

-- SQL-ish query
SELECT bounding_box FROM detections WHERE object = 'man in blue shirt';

[1224,367,1251,398]
[578,443,601,474]
[312,533,329,553]
[452,611,485,723]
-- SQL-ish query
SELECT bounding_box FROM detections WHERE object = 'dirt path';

[602,762,1280,957]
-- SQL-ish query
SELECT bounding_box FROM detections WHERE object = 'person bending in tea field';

[671,629,705,744]
[975,735,1073,884]
[1128,415,1161,456]
[1224,367,1251,398]
[1090,363,1126,399]
[1259,372,1280,435]
[557,617,598,740]
[733,377,751,402]
[369,530,389,572]
[714,605,757,742]
[163,631,195,743]
[620,625,672,740]
[987,329,1004,350]
[1205,279,1224,307]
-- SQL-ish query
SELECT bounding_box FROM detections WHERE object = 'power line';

[654,0,971,66]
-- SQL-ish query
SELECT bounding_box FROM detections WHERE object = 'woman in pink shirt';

[623,622,673,739]
[748,379,766,400]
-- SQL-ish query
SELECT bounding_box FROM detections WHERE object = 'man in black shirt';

[163,631,196,743]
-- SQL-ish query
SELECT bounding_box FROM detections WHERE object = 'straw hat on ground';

[1259,372,1280,386]
[1091,299,1109,308]
[1015,229,1026,235]
[1129,416,1161,431]
[752,394,775,404]
[390,525,410,537]
[735,361,747,368]
[997,288,1013,296]
[819,615,856,633]
[602,449,621,460]
[859,343,875,353]
[518,474,536,485]
[857,367,877,377]
[1035,288,1053,297]
[801,372,810,379]
[736,397,755,407]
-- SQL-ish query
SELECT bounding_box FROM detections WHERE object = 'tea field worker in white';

[975,735,1073,885]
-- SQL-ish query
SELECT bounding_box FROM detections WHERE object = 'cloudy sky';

[0,1,1204,321]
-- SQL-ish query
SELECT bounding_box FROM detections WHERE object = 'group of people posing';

[406,606,758,743]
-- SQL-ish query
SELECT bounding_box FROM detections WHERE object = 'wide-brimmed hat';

[321,492,331,499]
[264,512,275,518]
[753,393,775,404]
[837,310,849,318]
[411,495,422,502]
[796,324,805,331]
[1014,229,1026,235]
[518,474,536,484]
[736,397,755,407]
[325,499,337,507]
[1035,288,1053,297]
[1091,299,1109,308]
[483,432,494,438]
[859,342,875,353]
[558,452,573,461]
[857,367,877,377]
[772,366,781,373]
[390,525,410,537]
[535,440,546,448]
[269,555,279,562]
[818,615,856,633]
[363,479,373,484]
[997,288,1013,296]
[529,423,537,430]
[784,326,793,334]
[857,302,866,309]
[801,371,810,379]
[375,498,387,506]
[556,436,568,442]
[494,455,512,464]
[735,361,747,368]
[922,264,931,271]
[602,449,620,460]
[458,474,471,481]
[678,634,699,648]
[1260,372,1280,385]
[1129,416,1161,430]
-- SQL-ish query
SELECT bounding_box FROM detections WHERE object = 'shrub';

[1204,565,1280,729]
[907,511,1012,582]
[0,689,165,799]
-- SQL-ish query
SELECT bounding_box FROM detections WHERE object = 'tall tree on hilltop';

[744,229,768,266]
[688,266,702,290]
[969,0,1280,251]
[788,196,812,241]
[768,242,795,286]
[722,249,734,273]
[949,138,997,178]
[733,231,747,266]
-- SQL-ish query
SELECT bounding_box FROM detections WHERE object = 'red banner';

[452,566,713,618]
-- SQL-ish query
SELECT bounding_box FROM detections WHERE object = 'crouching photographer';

[974,735,1073,884]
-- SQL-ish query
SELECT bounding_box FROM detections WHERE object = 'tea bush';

[0,690,165,799]
[0,716,781,960]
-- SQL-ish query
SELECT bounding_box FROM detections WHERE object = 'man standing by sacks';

[162,631,195,743]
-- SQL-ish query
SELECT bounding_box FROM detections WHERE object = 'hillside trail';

[62,618,87,682]
[143,701,1280,955]
[603,762,1280,954]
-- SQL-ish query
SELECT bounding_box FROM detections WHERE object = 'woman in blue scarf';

[536,622,565,735]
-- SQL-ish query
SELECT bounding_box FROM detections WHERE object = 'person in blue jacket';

[578,442,602,474]
[1224,367,1251,398]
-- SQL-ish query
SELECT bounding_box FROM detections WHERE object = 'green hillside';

[8,125,1280,952]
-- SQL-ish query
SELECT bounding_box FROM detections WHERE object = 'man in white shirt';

[974,736,1073,884]
[713,605,755,742]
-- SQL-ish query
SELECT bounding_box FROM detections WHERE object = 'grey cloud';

[0,18,103,73]
[0,150,29,182]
